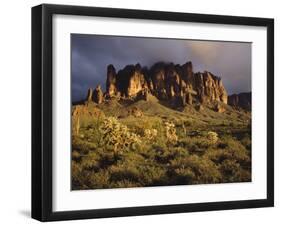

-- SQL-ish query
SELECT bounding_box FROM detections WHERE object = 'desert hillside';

[71,61,251,190]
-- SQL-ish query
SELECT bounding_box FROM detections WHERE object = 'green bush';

[169,155,222,184]
[220,159,251,182]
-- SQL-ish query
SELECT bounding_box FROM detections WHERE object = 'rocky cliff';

[228,92,251,110]
[99,61,228,107]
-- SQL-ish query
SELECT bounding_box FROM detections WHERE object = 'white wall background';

[0,0,279,225]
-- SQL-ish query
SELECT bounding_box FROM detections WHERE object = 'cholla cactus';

[164,122,178,144]
[72,116,80,136]
[76,117,80,136]
[207,131,219,144]
[144,129,158,141]
[99,117,141,152]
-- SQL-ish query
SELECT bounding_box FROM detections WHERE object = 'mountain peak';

[90,61,228,108]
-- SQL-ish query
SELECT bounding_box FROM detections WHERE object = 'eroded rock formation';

[228,92,251,110]
[93,85,103,104]
[106,64,118,97]
[83,61,230,108]
[86,88,93,102]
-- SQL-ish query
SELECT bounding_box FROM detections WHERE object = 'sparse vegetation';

[99,116,141,152]
[164,122,178,144]
[71,98,251,190]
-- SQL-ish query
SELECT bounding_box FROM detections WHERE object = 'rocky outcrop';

[86,88,93,102]
[214,103,226,113]
[84,61,230,108]
[192,70,228,104]
[118,64,147,97]
[106,64,118,97]
[228,92,251,110]
[149,62,227,105]
[93,85,103,104]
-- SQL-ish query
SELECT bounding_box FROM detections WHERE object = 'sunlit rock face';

[85,61,230,107]
[147,62,228,105]
[194,71,228,104]
[106,64,118,97]
[126,64,147,97]
[112,64,147,98]
[86,88,93,102]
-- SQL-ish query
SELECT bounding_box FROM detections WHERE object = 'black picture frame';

[32,3,274,222]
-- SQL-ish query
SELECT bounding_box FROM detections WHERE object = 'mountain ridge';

[75,61,250,111]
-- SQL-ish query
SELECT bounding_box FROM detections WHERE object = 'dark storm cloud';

[71,34,251,101]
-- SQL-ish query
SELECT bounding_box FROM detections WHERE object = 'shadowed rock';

[93,85,103,104]
[228,92,251,110]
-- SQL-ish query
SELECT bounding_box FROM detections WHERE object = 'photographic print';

[32,4,274,221]
[71,34,252,190]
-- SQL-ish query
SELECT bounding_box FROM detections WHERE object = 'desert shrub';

[206,131,219,144]
[71,99,252,189]
[87,170,111,189]
[219,159,251,182]
[144,128,158,141]
[169,155,222,184]
[72,150,81,161]
[171,168,195,184]
[83,120,104,144]
[110,165,141,183]
[240,134,251,151]
[154,146,188,164]
[204,135,251,182]
[178,136,211,154]
[116,151,147,170]
[99,151,121,169]
[170,146,190,156]
[205,139,250,166]
[73,116,80,136]
[204,149,228,164]
[164,122,178,144]
[72,161,91,190]
[71,161,81,188]
[105,152,167,187]
[220,159,240,177]
[99,117,141,152]
[121,116,162,134]
[113,179,141,188]
[184,119,192,127]
[154,149,174,164]
[80,152,100,171]
[71,118,105,155]
[217,142,228,149]
[220,121,228,126]
[133,143,156,159]
[139,165,167,186]
[221,136,251,165]
[72,138,92,155]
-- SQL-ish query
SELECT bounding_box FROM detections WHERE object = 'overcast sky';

[71,34,251,101]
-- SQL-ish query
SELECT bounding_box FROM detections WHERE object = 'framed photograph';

[32,4,274,221]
